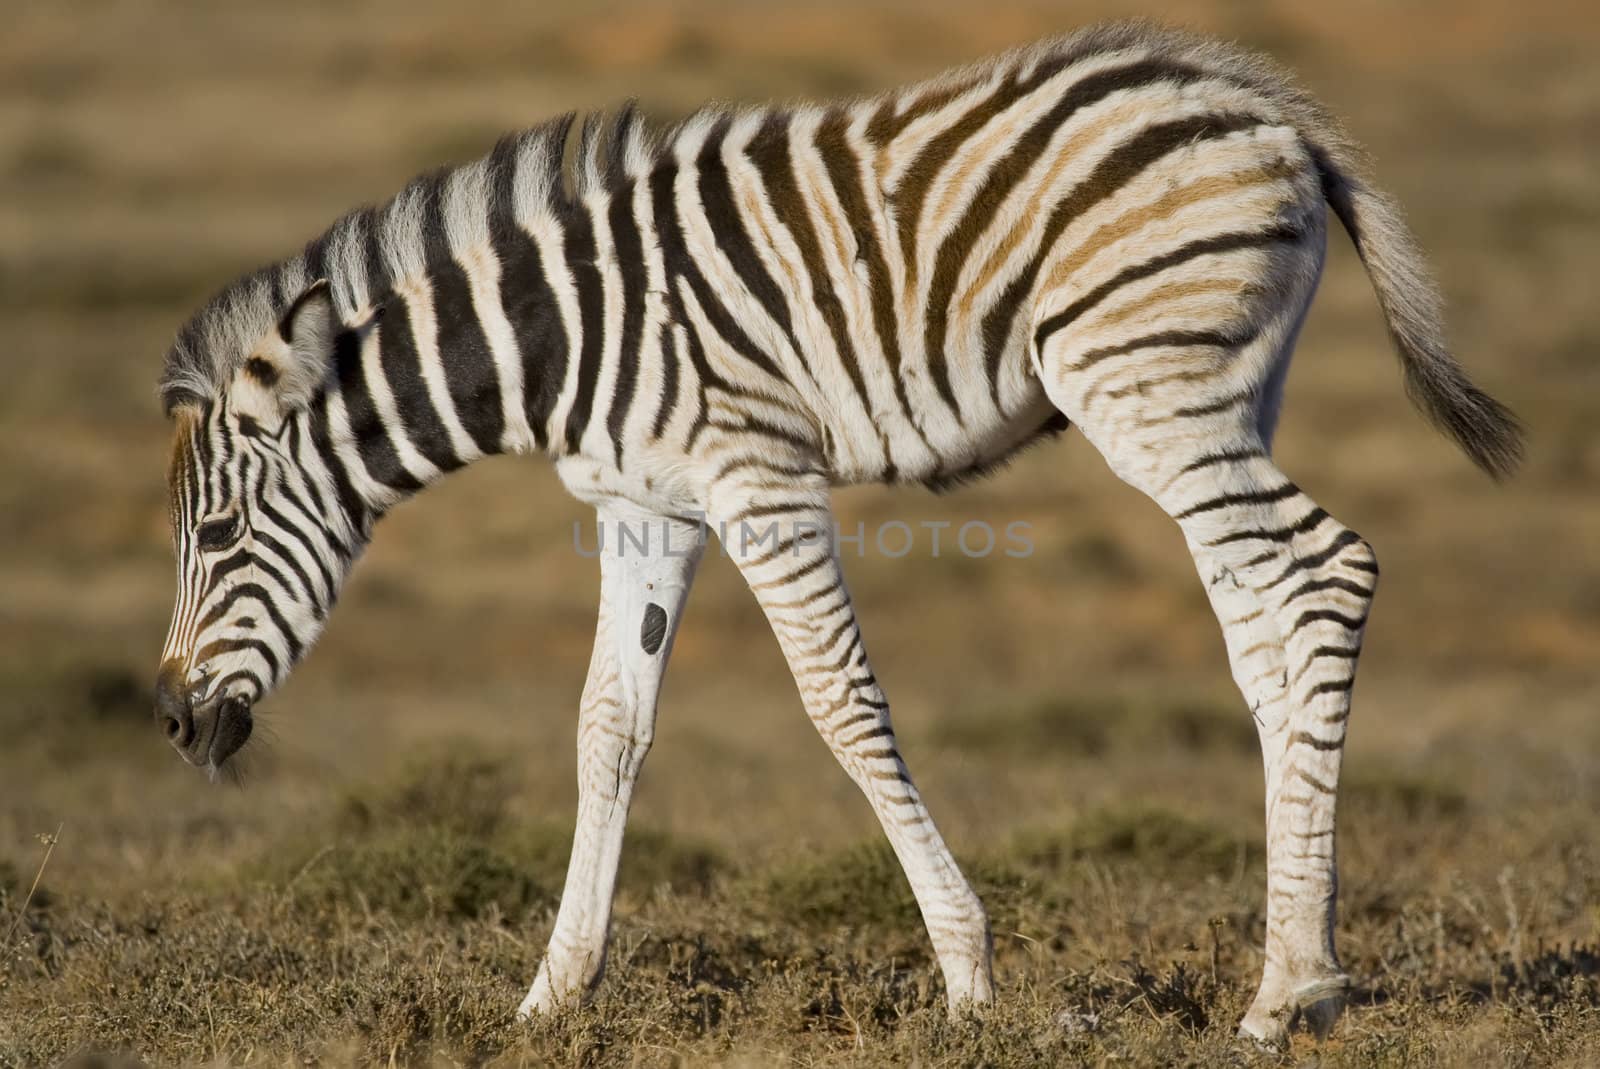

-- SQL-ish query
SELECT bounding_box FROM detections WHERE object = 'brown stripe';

[979,113,1262,398]
[865,76,982,151]
[1090,275,1261,335]
[929,59,1208,324]
[165,413,201,540]
[889,51,1082,287]
[1030,161,1295,305]
[1094,366,1220,408]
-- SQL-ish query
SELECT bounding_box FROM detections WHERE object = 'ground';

[2,1,1598,1066]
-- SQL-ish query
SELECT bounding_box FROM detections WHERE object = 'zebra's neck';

[303,195,618,527]
[289,113,661,530]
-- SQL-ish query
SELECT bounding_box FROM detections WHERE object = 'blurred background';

[2,1,1597,1063]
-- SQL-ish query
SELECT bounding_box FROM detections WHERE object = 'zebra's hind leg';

[709,476,995,1008]
[518,503,704,1018]
[1178,481,1374,1047]
[1034,285,1373,1046]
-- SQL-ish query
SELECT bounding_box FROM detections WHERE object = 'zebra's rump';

[678,25,1328,491]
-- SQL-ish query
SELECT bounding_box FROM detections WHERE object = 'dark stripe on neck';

[489,214,565,454]
[306,397,373,542]
[425,187,507,456]
[376,291,463,473]
[329,329,424,495]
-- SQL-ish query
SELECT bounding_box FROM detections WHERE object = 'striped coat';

[155,21,1519,1047]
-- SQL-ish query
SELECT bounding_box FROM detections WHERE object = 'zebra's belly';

[822,376,1066,490]
[911,389,1069,491]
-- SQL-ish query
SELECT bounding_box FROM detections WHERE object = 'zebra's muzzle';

[205,695,253,769]
[155,664,253,772]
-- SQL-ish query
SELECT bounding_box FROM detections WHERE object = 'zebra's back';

[669,24,1329,494]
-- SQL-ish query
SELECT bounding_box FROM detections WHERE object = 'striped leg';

[1172,471,1374,1045]
[1035,280,1373,1045]
[518,503,703,1017]
[711,481,995,1008]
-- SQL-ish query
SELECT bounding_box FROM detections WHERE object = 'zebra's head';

[156,280,368,775]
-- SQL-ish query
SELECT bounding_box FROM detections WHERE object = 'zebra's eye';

[196,514,241,551]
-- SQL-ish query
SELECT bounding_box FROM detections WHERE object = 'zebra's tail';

[1299,125,1524,478]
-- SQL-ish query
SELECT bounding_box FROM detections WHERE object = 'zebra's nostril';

[159,706,195,749]
[160,705,195,748]
[154,662,196,750]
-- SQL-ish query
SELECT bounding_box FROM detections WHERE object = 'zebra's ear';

[275,279,338,407]
[231,280,339,429]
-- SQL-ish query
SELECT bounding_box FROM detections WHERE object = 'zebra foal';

[152,22,1519,1044]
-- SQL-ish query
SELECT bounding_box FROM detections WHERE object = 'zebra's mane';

[159,104,663,414]
[159,20,1346,417]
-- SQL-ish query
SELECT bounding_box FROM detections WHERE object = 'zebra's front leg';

[711,482,994,1008]
[517,504,704,1018]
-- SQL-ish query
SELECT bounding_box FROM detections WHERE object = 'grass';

[3,0,1600,1064]
[5,747,1600,1065]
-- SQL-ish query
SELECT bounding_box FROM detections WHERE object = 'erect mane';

[158,105,660,415]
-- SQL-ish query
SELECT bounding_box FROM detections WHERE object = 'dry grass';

[5,746,1600,1066]
[3,1,1599,1065]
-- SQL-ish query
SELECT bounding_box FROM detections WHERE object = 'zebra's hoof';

[1237,972,1350,1048]
[1236,1013,1289,1051]
[1292,974,1351,1039]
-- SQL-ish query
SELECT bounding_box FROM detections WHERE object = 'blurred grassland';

[2,1,1599,1065]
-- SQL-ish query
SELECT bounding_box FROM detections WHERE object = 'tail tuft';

[1403,365,1524,480]
[1316,156,1524,479]
[1088,24,1523,478]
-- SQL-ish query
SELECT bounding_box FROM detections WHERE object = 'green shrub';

[1011,806,1255,879]
[759,842,921,931]
[931,694,1254,758]
[1345,768,1468,818]
[338,747,518,837]
[281,826,551,922]
[617,826,726,898]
